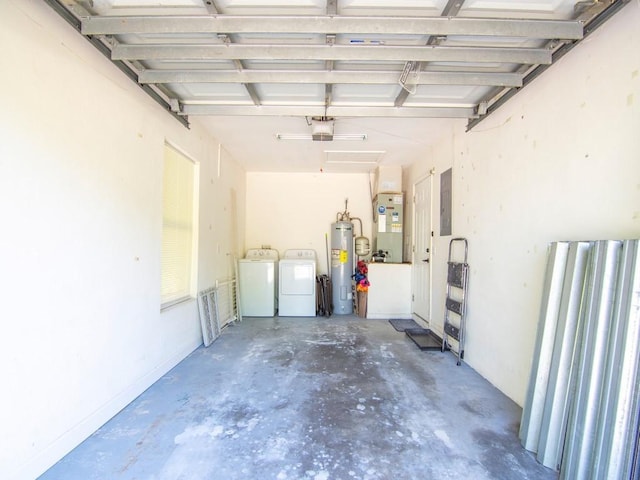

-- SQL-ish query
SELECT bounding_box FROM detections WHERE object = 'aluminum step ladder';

[442,238,469,366]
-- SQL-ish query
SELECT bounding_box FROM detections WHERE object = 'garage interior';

[1,0,638,479]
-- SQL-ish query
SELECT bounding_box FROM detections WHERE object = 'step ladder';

[442,238,469,366]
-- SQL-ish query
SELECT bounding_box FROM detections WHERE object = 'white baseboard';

[366,313,412,320]
[11,338,201,480]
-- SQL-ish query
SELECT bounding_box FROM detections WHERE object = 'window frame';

[160,141,199,310]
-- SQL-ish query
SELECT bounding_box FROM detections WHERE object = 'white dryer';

[279,249,317,317]
[238,249,279,317]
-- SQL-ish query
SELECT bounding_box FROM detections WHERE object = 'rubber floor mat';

[405,328,443,351]
[388,318,420,332]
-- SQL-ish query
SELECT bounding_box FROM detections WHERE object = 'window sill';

[160,295,194,312]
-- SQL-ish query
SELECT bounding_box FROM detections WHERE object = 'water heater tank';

[331,221,354,315]
[355,236,370,256]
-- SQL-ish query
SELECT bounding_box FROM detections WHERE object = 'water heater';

[331,221,354,315]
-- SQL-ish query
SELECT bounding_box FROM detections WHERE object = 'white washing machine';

[279,249,317,317]
[238,249,279,317]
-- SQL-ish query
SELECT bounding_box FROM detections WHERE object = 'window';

[161,142,198,308]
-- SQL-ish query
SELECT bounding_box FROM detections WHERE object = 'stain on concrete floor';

[40,317,557,480]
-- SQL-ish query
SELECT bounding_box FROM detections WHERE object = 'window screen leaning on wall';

[161,143,198,308]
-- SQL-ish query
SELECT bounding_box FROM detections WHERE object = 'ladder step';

[447,262,467,288]
[444,321,460,341]
[443,238,469,366]
[446,297,463,315]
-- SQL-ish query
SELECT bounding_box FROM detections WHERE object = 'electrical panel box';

[440,168,452,236]
[372,193,403,263]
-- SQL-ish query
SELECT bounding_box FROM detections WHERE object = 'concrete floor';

[40,316,557,480]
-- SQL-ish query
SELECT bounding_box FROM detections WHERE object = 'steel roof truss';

[114,44,552,65]
[82,16,583,40]
[139,69,523,87]
[180,104,476,118]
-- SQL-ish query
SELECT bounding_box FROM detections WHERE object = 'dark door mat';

[405,328,443,351]
[388,318,420,332]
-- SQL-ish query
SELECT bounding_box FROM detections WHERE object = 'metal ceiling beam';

[218,34,262,106]
[114,44,551,64]
[180,104,476,118]
[395,0,467,107]
[324,34,335,111]
[139,69,523,87]
[200,0,218,14]
[328,105,475,118]
[326,0,337,16]
[243,82,261,105]
[82,15,584,40]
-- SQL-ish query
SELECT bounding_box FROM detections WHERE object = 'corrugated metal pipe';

[520,240,640,479]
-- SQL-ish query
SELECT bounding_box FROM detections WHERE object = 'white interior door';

[412,175,432,323]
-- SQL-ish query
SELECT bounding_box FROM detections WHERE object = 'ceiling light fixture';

[311,117,334,141]
[275,133,367,141]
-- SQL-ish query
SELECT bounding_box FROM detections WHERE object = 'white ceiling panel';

[234,33,325,44]
[460,0,574,19]
[256,83,325,103]
[216,0,328,14]
[172,82,253,101]
[321,150,386,173]
[332,84,401,104]
[95,0,204,6]
[333,60,406,72]
[144,59,238,69]
[339,0,444,16]
[91,0,207,15]
[243,59,327,70]
[406,84,492,106]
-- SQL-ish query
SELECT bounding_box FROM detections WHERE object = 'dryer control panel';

[283,249,316,260]
[245,248,279,260]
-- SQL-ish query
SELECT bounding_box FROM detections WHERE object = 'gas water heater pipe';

[334,199,371,258]
[351,217,370,257]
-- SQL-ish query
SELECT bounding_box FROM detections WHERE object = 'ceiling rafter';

[139,69,523,87]
[82,15,584,39]
[326,0,337,16]
[324,33,335,113]
[114,44,552,64]
[217,33,262,106]
[200,0,218,15]
[395,0,466,107]
[180,104,477,118]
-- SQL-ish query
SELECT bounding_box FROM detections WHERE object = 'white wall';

[199,145,246,287]
[246,172,374,273]
[0,2,245,479]
[404,3,640,405]
[2,1,638,477]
